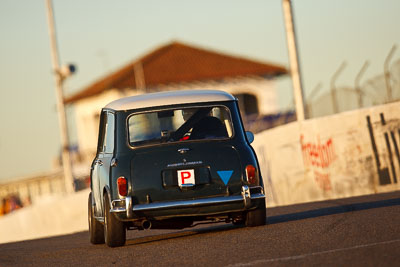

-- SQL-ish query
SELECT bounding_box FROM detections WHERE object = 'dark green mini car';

[88,90,266,247]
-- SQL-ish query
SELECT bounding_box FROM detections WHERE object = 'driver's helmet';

[181,108,198,121]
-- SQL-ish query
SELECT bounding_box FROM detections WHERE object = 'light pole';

[45,0,75,194]
[282,0,306,121]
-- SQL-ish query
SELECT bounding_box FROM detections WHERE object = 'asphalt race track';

[1,191,399,266]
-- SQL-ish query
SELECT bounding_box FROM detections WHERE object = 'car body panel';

[129,141,243,204]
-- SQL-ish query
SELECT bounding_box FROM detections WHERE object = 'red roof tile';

[65,41,287,104]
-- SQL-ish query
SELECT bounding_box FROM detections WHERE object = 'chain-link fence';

[308,58,400,118]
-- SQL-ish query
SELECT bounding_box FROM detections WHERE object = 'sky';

[0,0,399,181]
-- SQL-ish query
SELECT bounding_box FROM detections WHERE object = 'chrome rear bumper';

[111,185,265,219]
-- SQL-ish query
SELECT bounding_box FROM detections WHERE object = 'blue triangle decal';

[217,170,233,185]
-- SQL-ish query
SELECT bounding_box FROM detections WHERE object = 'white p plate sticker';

[177,169,195,186]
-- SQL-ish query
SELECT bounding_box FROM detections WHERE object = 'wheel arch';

[102,185,112,217]
[103,185,112,203]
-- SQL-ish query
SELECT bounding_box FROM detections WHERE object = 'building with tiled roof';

[67,41,288,163]
[65,41,286,103]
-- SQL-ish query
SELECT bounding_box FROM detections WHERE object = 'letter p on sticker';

[177,169,195,186]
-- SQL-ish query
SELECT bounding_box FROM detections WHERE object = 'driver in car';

[181,108,228,140]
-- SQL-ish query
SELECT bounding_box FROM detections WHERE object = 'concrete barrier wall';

[0,189,89,244]
[253,101,400,207]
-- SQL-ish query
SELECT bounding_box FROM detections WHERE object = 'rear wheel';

[245,199,266,227]
[88,193,104,244]
[103,194,126,247]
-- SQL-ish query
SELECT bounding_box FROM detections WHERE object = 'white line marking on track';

[227,238,400,266]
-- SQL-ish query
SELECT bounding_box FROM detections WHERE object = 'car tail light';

[117,176,127,197]
[245,165,257,185]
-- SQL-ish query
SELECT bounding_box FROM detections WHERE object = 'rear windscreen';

[128,106,233,146]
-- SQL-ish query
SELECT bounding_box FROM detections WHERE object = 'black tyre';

[103,194,126,247]
[88,193,105,244]
[245,199,266,227]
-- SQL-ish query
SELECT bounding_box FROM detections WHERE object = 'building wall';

[72,77,279,164]
[73,89,133,163]
[159,76,279,115]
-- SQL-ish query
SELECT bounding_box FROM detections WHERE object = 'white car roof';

[104,90,236,111]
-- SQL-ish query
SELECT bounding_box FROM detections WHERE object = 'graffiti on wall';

[367,113,400,186]
[300,134,337,191]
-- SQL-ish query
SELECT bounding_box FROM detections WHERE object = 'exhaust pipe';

[141,220,152,230]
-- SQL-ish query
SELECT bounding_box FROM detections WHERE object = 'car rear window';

[128,106,233,146]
